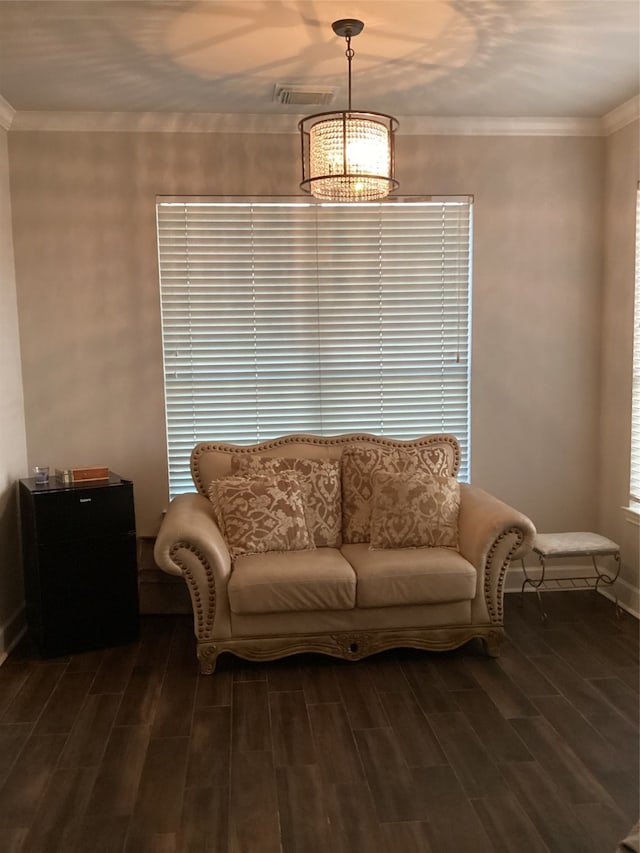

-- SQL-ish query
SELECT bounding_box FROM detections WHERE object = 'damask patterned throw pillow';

[230,456,342,547]
[208,471,315,559]
[369,470,460,550]
[341,445,453,544]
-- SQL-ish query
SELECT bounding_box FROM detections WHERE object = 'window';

[631,188,640,508]
[157,198,472,497]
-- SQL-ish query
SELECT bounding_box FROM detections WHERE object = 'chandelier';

[299,19,399,202]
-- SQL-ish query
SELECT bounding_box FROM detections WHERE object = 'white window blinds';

[156,198,472,497]
[631,189,640,505]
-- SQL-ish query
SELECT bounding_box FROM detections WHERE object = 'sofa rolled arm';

[153,493,233,641]
[458,484,536,624]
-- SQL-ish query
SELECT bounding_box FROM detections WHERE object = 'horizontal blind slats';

[157,198,472,497]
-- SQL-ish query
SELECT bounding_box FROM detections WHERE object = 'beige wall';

[9,130,604,544]
[600,118,640,593]
[0,126,27,654]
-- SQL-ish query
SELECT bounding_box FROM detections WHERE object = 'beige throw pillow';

[369,470,460,550]
[231,455,342,547]
[208,471,315,559]
[341,445,453,544]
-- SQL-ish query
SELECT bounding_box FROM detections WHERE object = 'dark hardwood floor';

[0,590,638,853]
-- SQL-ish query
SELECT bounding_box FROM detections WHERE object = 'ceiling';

[0,0,638,122]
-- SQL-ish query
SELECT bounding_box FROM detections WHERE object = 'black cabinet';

[19,473,139,657]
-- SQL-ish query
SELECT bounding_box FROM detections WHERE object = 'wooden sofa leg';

[197,643,219,675]
[483,630,504,658]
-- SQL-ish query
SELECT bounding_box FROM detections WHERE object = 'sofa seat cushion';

[342,543,476,608]
[228,548,356,615]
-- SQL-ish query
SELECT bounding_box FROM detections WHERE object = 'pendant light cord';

[345,34,354,112]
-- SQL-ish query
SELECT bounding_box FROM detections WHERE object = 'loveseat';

[154,433,536,674]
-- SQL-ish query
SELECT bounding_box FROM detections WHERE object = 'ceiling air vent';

[273,84,336,106]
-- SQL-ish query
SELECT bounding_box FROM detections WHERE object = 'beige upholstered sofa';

[154,433,535,674]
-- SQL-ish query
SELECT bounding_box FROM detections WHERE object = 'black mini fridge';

[19,472,139,657]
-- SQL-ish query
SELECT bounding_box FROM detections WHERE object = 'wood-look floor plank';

[85,725,151,817]
[228,751,281,853]
[89,644,139,695]
[307,702,363,783]
[364,652,412,692]
[58,692,122,768]
[354,727,431,822]
[0,733,67,828]
[472,792,550,853]
[71,814,130,853]
[377,820,434,853]
[400,658,459,714]
[266,658,304,693]
[0,664,32,719]
[426,711,508,798]
[195,661,233,708]
[151,669,197,738]
[33,671,94,735]
[20,765,99,853]
[185,706,230,789]
[495,641,559,698]
[1,664,66,724]
[501,761,593,853]
[524,654,617,720]
[300,660,342,704]
[0,723,33,787]
[378,690,447,768]
[333,664,389,729]
[269,690,316,768]
[463,658,538,718]
[568,619,639,671]
[411,764,497,853]
[451,688,533,764]
[571,803,634,853]
[509,716,617,805]
[588,676,639,726]
[536,626,612,679]
[231,681,271,754]
[130,736,190,835]
[430,652,480,691]
[277,764,331,853]
[123,830,177,852]
[179,785,228,853]
[323,782,381,853]
[422,795,497,853]
[115,665,163,728]
[0,827,28,852]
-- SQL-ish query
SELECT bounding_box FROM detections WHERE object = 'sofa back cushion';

[230,456,342,547]
[341,444,455,544]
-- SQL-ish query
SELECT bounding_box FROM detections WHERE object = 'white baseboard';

[505,561,640,619]
[0,603,26,665]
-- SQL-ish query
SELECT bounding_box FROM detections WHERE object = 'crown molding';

[8,102,638,137]
[10,109,608,137]
[10,111,296,134]
[0,95,16,131]
[398,115,603,137]
[601,95,640,135]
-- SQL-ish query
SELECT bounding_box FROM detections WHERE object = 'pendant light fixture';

[299,19,399,202]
